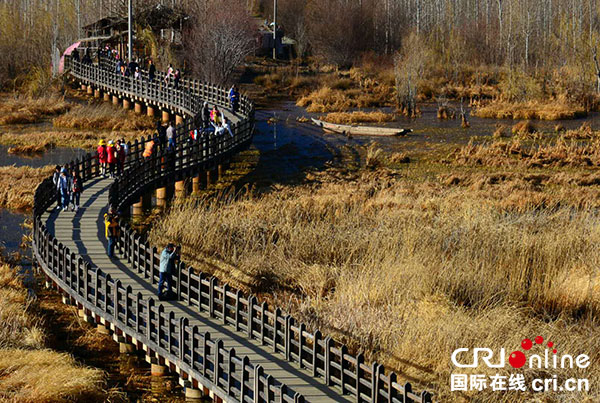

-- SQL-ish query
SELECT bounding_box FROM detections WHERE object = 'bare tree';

[183,0,256,85]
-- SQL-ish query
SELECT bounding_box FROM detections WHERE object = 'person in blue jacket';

[229,85,239,113]
[158,243,180,299]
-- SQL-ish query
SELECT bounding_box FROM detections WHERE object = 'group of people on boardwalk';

[53,165,83,212]
[97,138,129,178]
[99,46,182,89]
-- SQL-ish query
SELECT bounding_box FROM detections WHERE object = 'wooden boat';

[311,118,412,137]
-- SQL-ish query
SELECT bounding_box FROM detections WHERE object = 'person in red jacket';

[97,140,107,177]
[106,140,117,178]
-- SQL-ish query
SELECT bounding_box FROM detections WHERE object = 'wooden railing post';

[285,315,292,361]
[214,339,223,386]
[240,355,249,400]
[222,283,229,324]
[235,289,241,331]
[340,344,348,394]
[228,347,236,395]
[372,363,384,403]
[209,277,216,318]
[313,330,322,378]
[356,353,364,402]
[273,307,281,353]
[247,295,256,339]
[388,372,398,403]
[254,365,264,403]
[136,292,142,333]
[403,382,413,403]
[298,323,306,368]
[324,336,333,386]
[202,332,211,379]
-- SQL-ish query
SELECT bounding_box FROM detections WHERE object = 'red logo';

[508,336,556,368]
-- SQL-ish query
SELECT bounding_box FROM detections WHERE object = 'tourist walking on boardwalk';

[229,85,239,113]
[116,140,126,176]
[104,208,120,258]
[148,59,156,83]
[202,102,210,129]
[57,168,70,212]
[120,138,129,156]
[52,165,62,210]
[69,169,82,211]
[166,121,176,150]
[97,140,107,177]
[215,116,234,137]
[164,64,174,86]
[143,138,155,159]
[106,140,117,178]
[158,243,180,299]
[210,105,222,126]
[174,68,181,89]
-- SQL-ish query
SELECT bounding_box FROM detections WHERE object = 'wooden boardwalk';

[42,177,350,402]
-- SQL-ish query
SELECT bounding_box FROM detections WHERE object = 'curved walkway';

[41,176,348,402]
[33,58,432,403]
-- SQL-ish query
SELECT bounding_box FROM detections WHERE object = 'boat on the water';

[311,118,412,137]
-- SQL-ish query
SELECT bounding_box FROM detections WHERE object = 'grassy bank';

[321,111,395,124]
[0,94,71,125]
[0,128,151,150]
[0,259,105,401]
[0,165,54,211]
[149,154,600,401]
[473,99,587,120]
[53,104,155,131]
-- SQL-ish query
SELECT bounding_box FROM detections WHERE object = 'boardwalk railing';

[32,58,433,402]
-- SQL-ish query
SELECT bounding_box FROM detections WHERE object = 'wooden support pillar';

[175,114,184,125]
[103,92,110,102]
[134,102,142,114]
[113,95,119,105]
[175,180,186,197]
[94,89,101,98]
[123,98,131,110]
[97,323,110,335]
[87,85,93,95]
[162,110,170,123]
[151,363,168,376]
[156,187,167,208]
[218,164,224,180]
[185,387,204,400]
[147,105,155,117]
[192,175,201,193]
[132,197,143,216]
[206,170,213,187]
[119,342,136,354]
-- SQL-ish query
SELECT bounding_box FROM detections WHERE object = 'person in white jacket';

[214,117,234,137]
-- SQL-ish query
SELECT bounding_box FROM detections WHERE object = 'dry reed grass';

[296,77,392,113]
[150,170,600,401]
[561,121,600,140]
[511,120,537,136]
[451,138,600,168]
[7,143,50,155]
[0,165,54,210]
[53,103,154,131]
[0,95,71,125]
[0,261,105,401]
[322,111,395,124]
[0,129,147,149]
[473,99,587,120]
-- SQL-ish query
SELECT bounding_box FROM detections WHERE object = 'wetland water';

[1,102,598,400]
